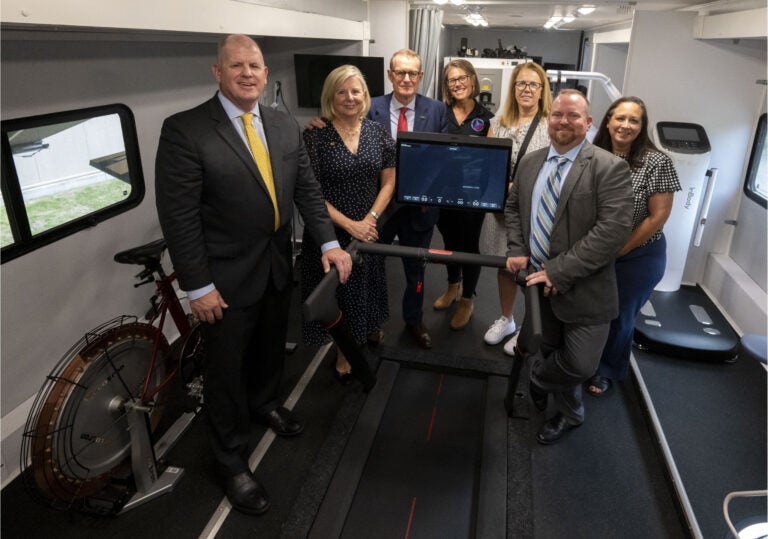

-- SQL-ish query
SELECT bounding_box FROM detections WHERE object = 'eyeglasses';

[392,70,421,80]
[514,81,544,91]
[447,74,470,87]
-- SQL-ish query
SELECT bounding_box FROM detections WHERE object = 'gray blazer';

[155,95,335,308]
[505,141,633,324]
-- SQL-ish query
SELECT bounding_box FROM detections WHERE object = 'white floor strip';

[198,341,333,539]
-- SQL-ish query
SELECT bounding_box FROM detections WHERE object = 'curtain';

[409,7,443,99]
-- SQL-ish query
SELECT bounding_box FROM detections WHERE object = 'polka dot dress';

[301,118,396,345]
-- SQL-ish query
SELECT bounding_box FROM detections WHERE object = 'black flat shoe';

[225,472,270,515]
[367,328,384,346]
[256,406,304,437]
[334,369,354,385]
[536,413,582,445]
[585,374,612,397]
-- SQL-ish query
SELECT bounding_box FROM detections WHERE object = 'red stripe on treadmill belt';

[404,497,417,539]
[426,405,438,441]
[426,374,445,441]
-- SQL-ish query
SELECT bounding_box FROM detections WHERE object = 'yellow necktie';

[241,113,280,231]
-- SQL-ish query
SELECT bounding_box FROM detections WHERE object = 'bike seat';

[114,238,167,266]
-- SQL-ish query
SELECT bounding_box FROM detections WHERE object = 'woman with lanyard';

[479,61,552,355]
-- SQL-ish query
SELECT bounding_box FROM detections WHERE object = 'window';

[1,104,144,262]
[744,113,767,208]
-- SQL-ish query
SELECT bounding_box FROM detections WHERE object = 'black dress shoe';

[334,369,354,385]
[529,381,548,412]
[536,413,582,445]
[256,406,304,437]
[226,472,270,515]
[367,328,384,346]
[406,323,432,349]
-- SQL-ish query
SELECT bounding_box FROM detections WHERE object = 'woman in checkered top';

[586,96,682,396]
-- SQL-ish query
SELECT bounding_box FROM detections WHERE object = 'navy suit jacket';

[155,95,336,308]
[367,93,448,230]
[367,92,448,135]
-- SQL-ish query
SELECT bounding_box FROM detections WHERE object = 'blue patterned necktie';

[530,156,569,271]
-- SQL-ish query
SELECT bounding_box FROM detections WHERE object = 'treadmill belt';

[309,359,509,538]
[343,368,484,538]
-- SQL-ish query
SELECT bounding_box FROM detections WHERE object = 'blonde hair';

[499,62,552,128]
[319,65,371,121]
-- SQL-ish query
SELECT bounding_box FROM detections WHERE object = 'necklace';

[334,120,361,137]
[614,152,628,159]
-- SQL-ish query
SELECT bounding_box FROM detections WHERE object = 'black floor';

[3,232,764,538]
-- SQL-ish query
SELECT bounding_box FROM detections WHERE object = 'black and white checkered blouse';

[629,150,682,245]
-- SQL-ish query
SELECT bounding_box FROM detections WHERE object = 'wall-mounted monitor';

[294,54,385,109]
[395,132,512,213]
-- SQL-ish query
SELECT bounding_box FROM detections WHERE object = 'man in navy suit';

[368,48,448,349]
[155,35,351,516]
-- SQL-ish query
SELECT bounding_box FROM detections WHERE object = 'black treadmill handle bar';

[301,240,542,345]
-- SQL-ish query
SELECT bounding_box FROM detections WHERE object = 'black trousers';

[201,280,292,476]
[435,209,485,297]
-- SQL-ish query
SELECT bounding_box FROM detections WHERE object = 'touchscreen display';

[395,132,512,212]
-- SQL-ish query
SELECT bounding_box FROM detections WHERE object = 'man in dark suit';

[368,48,447,349]
[505,89,633,444]
[155,34,351,515]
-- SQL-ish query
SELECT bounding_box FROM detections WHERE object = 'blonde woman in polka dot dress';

[301,65,396,382]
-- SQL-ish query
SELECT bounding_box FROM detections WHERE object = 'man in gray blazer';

[155,34,351,515]
[505,89,633,444]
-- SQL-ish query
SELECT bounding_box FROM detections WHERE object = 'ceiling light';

[433,0,448,4]
[463,7,488,27]
[450,0,465,5]
[578,5,596,15]
[562,14,576,23]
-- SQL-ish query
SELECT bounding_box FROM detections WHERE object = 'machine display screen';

[656,122,711,153]
[661,126,700,142]
[395,132,512,212]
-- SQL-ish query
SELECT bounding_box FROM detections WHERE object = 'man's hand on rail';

[322,247,353,284]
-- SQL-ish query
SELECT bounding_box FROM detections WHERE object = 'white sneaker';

[484,316,516,345]
[503,332,520,356]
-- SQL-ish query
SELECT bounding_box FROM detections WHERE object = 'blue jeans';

[596,235,667,381]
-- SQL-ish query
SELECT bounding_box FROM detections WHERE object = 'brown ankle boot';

[450,298,474,330]
[433,282,462,310]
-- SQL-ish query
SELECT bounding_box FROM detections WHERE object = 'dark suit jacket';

[367,92,448,135]
[504,141,633,324]
[367,93,448,230]
[155,94,336,308]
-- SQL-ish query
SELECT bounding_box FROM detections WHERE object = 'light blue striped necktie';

[530,156,569,271]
